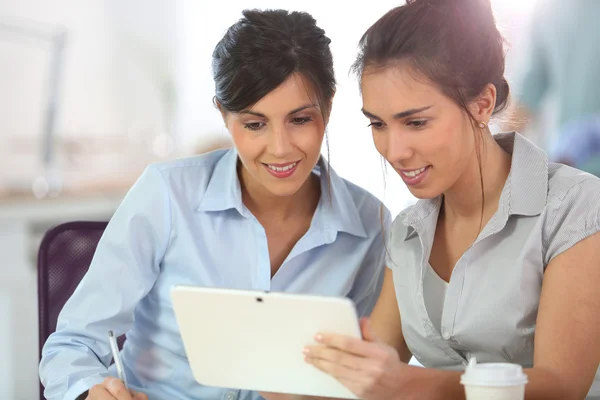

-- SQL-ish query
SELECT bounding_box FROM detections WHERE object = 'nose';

[267,125,293,158]
[383,128,414,165]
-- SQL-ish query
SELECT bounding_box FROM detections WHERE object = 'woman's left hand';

[304,317,408,400]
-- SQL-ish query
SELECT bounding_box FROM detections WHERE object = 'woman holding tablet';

[39,9,389,400]
[268,0,600,399]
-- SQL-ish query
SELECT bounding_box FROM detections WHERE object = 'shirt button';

[442,331,451,340]
[225,392,237,400]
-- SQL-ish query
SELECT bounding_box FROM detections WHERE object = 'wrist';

[398,365,463,400]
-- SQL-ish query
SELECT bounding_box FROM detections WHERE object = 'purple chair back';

[37,221,124,399]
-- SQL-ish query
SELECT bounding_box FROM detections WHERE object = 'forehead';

[247,73,319,115]
[360,65,446,112]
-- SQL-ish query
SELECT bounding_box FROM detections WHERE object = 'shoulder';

[334,174,391,233]
[543,163,600,263]
[150,149,229,180]
[143,149,230,195]
[546,162,600,209]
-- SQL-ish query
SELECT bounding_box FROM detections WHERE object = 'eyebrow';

[362,106,432,120]
[239,104,317,118]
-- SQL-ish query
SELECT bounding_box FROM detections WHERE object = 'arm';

[352,205,410,360]
[369,268,411,363]
[39,166,171,400]
[529,230,600,399]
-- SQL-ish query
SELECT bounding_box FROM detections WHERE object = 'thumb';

[133,392,148,400]
[360,317,380,343]
[105,377,132,399]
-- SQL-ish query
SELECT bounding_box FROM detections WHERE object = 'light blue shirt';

[39,149,390,400]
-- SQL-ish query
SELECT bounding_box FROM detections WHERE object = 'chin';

[263,180,305,198]
[258,166,315,198]
[407,185,442,200]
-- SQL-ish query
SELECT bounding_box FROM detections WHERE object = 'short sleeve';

[544,177,600,265]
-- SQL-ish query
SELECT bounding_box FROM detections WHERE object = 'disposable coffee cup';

[460,357,528,400]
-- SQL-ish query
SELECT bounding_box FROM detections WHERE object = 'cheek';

[449,122,477,163]
[230,131,262,163]
[227,124,245,147]
[430,128,476,188]
[294,125,325,155]
[431,118,471,163]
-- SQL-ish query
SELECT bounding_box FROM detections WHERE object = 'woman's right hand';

[86,377,147,400]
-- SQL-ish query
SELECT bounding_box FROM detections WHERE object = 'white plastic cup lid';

[460,357,528,387]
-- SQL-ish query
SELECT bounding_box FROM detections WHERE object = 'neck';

[239,163,321,221]
[442,134,512,221]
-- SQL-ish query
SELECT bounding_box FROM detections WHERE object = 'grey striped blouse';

[387,132,600,398]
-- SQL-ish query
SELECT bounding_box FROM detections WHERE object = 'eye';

[368,121,385,130]
[407,119,428,129]
[291,116,313,125]
[244,122,265,131]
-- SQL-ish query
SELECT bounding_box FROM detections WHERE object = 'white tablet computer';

[171,286,360,399]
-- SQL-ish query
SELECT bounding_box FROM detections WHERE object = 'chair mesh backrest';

[37,221,125,398]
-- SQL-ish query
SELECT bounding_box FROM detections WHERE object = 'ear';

[469,83,496,126]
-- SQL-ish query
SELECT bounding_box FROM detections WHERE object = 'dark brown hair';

[354,0,510,231]
[352,0,509,117]
[213,9,336,122]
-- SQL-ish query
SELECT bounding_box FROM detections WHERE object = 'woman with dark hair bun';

[39,9,390,400]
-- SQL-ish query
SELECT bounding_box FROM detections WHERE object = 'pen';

[108,330,128,390]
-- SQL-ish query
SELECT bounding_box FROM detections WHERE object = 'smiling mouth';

[263,161,298,172]
[400,166,428,178]
[262,161,301,179]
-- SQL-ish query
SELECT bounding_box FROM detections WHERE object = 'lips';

[398,165,430,186]
[400,166,428,178]
[262,160,300,179]
[265,162,298,172]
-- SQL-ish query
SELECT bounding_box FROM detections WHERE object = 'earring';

[479,121,487,129]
